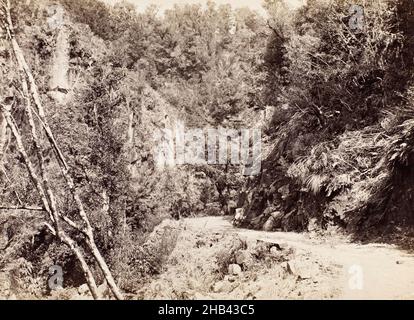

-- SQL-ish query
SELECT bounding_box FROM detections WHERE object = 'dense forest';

[0,0,414,299]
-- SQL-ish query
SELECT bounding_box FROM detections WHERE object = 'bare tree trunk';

[7,33,123,299]
[1,0,119,299]
[3,0,123,300]
[23,74,103,299]
[1,104,52,220]
[0,112,8,162]
[49,147,124,299]
[60,235,100,300]
[0,104,100,299]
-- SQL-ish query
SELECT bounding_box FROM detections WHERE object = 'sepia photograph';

[0,0,414,306]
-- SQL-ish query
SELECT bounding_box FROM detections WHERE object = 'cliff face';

[237,111,414,235]
[49,19,69,103]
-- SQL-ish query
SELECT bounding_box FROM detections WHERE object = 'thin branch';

[0,205,44,211]
[3,0,121,299]
[0,104,100,300]
[266,20,284,40]
[1,166,23,206]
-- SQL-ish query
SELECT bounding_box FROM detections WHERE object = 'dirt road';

[140,216,414,300]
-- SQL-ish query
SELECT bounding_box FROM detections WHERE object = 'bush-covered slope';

[237,0,414,235]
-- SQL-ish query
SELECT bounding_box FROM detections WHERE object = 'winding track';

[184,216,414,300]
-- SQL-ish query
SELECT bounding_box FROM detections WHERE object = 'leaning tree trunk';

[0,104,100,299]
[0,112,8,162]
[1,0,123,300]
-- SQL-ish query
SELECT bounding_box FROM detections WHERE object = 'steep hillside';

[0,0,264,298]
[236,0,414,239]
[1,0,414,300]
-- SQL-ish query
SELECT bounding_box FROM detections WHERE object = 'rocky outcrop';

[48,4,70,104]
